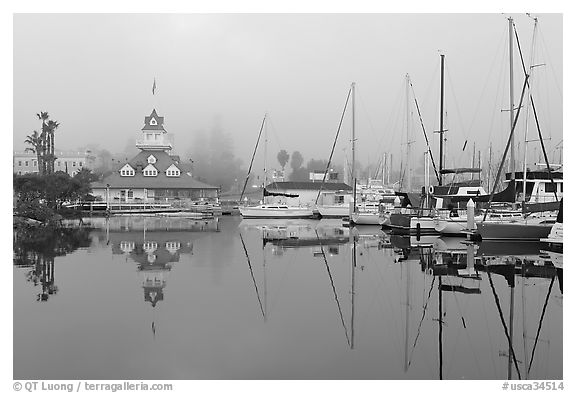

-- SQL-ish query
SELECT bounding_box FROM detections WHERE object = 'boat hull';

[389,213,437,235]
[239,206,314,219]
[476,222,553,241]
[350,212,387,226]
[316,205,349,218]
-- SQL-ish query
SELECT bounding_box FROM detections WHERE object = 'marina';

[12,12,563,384]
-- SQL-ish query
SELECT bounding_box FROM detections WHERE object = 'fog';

[13,13,563,177]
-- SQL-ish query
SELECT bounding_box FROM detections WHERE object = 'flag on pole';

[152,78,157,95]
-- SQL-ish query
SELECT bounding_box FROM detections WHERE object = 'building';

[264,181,352,207]
[91,109,219,203]
[13,150,96,176]
[309,170,339,182]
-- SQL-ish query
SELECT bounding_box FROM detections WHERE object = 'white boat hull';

[350,212,387,226]
[239,205,314,219]
[316,205,349,218]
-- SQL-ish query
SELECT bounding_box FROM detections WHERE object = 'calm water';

[13,216,563,380]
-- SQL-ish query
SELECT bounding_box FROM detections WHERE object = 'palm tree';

[37,112,49,174]
[46,120,59,174]
[24,130,43,175]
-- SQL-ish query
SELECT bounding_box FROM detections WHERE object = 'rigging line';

[486,36,509,153]
[444,275,485,377]
[486,270,522,379]
[471,24,509,154]
[445,66,473,168]
[409,80,440,183]
[239,233,266,320]
[527,275,555,376]
[239,114,266,203]
[513,22,559,202]
[482,72,530,222]
[356,85,378,172]
[480,272,500,377]
[535,24,563,100]
[372,79,405,171]
[314,84,352,205]
[407,275,436,367]
[265,114,285,153]
[315,229,351,347]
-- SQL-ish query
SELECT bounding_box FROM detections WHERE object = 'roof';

[505,170,563,181]
[92,172,218,190]
[92,150,218,190]
[266,181,352,191]
[142,109,166,131]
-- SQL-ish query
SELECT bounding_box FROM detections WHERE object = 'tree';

[46,119,59,174]
[35,112,59,174]
[277,150,290,170]
[290,151,304,171]
[187,124,247,192]
[306,159,329,172]
[37,111,50,174]
[24,130,43,174]
[73,168,99,200]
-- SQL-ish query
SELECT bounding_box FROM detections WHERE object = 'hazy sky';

[13,13,563,171]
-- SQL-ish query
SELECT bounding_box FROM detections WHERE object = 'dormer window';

[166,164,181,177]
[119,163,135,177]
[143,163,158,177]
[147,155,157,164]
[150,118,157,126]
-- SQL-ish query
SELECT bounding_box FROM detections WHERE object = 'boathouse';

[91,109,219,204]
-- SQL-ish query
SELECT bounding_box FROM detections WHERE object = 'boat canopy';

[263,189,299,198]
[440,167,481,174]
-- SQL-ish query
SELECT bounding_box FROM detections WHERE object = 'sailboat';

[347,83,391,226]
[476,17,560,241]
[389,64,448,235]
[239,114,314,219]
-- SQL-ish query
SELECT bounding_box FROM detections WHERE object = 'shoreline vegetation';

[13,170,98,229]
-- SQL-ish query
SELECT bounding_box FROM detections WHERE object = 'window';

[72,161,76,167]
[143,164,157,177]
[127,190,134,199]
[545,183,556,193]
[166,165,180,177]
[33,160,37,167]
[120,164,135,176]
[25,161,29,166]
[18,161,22,166]
[57,161,61,167]
[79,162,83,167]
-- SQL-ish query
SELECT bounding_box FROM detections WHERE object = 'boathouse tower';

[136,109,172,152]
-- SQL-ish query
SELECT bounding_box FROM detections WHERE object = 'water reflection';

[91,217,219,308]
[13,216,562,380]
[13,224,93,301]
[412,238,562,380]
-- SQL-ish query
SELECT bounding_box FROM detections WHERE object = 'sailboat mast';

[351,234,357,349]
[352,82,357,212]
[264,113,268,188]
[509,17,516,181]
[439,54,445,186]
[405,74,412,191]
